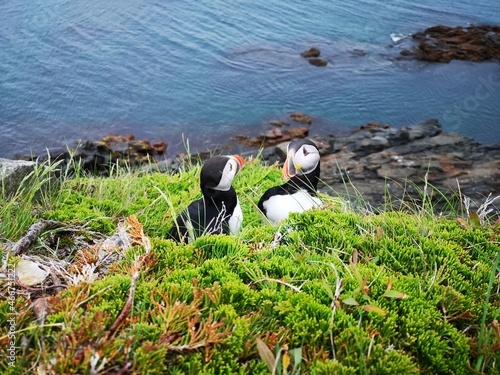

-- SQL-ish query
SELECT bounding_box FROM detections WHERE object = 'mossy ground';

[1,158,499,374]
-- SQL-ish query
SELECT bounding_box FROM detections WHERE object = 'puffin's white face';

[213,157,241,191]
[282,141,320,179]
[292,143,320,176]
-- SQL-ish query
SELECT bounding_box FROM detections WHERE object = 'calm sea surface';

[1,0,499,158]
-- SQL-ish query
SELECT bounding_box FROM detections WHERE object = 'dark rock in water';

[352,122,390,133]
[401,25,500,62]
[307,58,328,67]
[233,126,309,148]
[350,49,367,57]
[152,141,168,154]
[232,112,313,147]
[300,47,328,66]
[289,112,313,124]
[269,120,289,127]
[301,47,321,58]
[32,134,170,176]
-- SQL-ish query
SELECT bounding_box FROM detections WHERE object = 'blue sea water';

[1,0,499,158]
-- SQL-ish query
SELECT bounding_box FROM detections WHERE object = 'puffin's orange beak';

[281,150,296,180]
[231,155,246,172]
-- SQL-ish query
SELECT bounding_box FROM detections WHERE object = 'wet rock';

[152,141,168,154]
[290,112,313,124]
[350,49,367,57]
[395,119,442,141]
[233,112,314,147]
[301,47,321,58]
[32,134,170,176]
[259,146,284,166]
[0,158,40,198]
[128,140,153,155]
[358,135,390,153]
[308,58,328,67]
[335,119,443,156]
[287,127,310,138]
[301,48,328,66]
[353,122,390,133]
[265,128,283,139]
[401,25,500,62]
[233,127,309,148]
[269,120,289,127]
[316,119,500,213]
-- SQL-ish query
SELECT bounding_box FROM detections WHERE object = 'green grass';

[1,157,499,374]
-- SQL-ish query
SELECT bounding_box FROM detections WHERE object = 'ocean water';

[1,0,499,158]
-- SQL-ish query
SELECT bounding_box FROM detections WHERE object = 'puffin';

[169,155,245,243]
[258,139,322,225]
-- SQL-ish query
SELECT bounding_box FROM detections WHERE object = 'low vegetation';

[1,157,499,374]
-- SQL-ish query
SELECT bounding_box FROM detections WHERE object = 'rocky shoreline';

[399,25,500,63]
[2,116,498,216]
[298,24,500,66]
[315,120,499,213]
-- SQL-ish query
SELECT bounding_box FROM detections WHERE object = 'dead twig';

[253,277,305,292]
[115,362,132,375]
[168,341,213,352]
[107,265,142,337]
[11,220,65,256]
[15,276,66,292]
[106,215,151,338]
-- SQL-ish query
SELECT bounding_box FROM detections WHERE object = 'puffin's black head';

[282,139,320,180]
[200,155,246,191]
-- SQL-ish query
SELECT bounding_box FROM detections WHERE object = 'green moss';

[369,348,420,374]
[150,237,196,274]
[310,360,358,375]
[273,292,332,347]
[395,299,470,374]
[195,235,250,261]
[133,342,169,374]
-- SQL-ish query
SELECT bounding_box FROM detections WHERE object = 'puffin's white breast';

[263,190,322,225]
[228,199,243,235]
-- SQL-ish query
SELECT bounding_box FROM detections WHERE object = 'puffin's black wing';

[168,193,235,243]
[199,188,238,236]
[168,197,205,243]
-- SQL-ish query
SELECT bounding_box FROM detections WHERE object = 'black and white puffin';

[258,139,322,225]
[169,155,245,243]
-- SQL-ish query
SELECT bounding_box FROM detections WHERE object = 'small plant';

[473,251,500,373]
[457,193,500,231]
[0,157,63,240]
[256,338,303,375]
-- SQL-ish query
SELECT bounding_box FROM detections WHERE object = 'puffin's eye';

[229,163,233,171]
[303,147,310,156]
